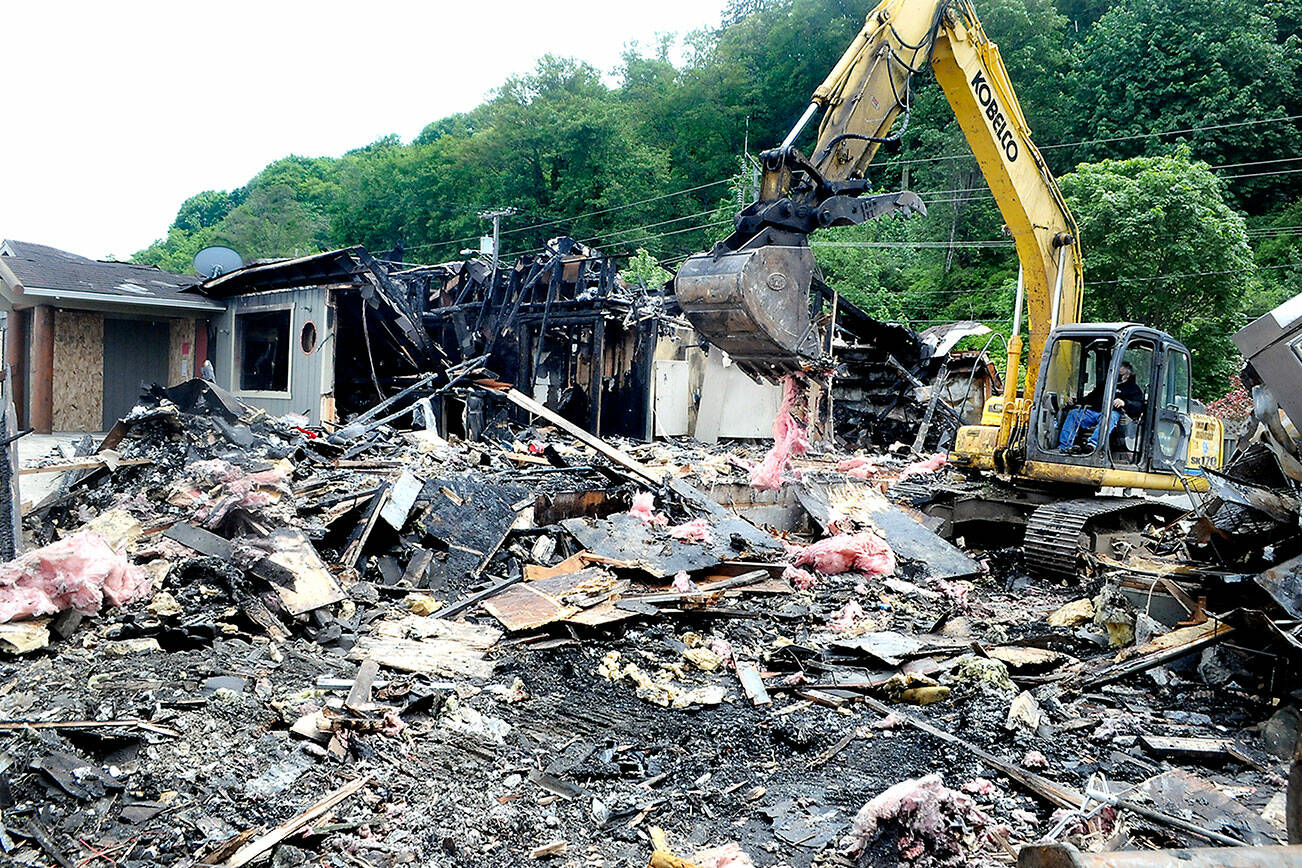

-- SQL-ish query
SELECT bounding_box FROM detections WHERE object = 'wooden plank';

[20,457,151,475]
[2,401,21,557]
[401,549,434,587]
[490,387,659,483]
[345,660,379,711]
[252,528,345,616]
[735,661,771,706]
[1084,622,1233,688]
[1138,734,1236,761]
[215,774,373,867]
[861,696,1084,810]
[341,482,391,570]
[0,718,180,737]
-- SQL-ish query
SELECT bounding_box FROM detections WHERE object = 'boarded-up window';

[236,310,290,392]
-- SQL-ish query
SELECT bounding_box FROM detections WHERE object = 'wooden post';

[4,308,26,428]
[194,317,209,375]
[589,317,605,436]
[29,305,54,434]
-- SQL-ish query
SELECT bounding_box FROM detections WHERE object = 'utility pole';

[477,207,518,271]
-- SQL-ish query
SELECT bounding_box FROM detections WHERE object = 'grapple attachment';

[674,243,822,379]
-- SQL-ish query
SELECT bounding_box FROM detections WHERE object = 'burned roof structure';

[401,238,662,440]
[194,246,439,424]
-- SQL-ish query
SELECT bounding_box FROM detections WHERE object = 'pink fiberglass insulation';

[669,518,713,544]
[671,571,698,593]
[792,531,896,577]
[837,456,881,480]
[694,843,756,868]
[750,375,809,491]
[628,492,668,526]
[0,532,151,623]
[829,599,866,631]
[843,774,990,864]
[782,565,817,591]
[899,452,946,480]
[709,637,734,668]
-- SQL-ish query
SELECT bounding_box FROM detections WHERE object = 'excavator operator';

[1058,361,1146,453]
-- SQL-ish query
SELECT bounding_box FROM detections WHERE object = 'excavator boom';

[675,0,1081,393]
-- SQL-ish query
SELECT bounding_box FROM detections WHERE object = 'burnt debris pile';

[1,375,1301,867]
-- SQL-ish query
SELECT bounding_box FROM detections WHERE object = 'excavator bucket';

[674,191,926,379]
[674,243,823,379]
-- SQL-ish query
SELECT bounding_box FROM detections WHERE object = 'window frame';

[232,303,295,398]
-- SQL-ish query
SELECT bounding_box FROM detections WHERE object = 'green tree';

[1069,0,1302,211]
[1060,151,1257,398]
[619,248,672,288]
[213,184,331,259]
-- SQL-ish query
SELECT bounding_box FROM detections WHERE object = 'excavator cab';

[1023,324,1221,481]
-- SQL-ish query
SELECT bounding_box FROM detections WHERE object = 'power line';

[875,113,1302,169]
[402,178,732,256]
[1085,261,1301,286]
[370,116,1302,262]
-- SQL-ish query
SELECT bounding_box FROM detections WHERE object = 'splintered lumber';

[490,387,660,483]
[213,774,373,867]
[349,616,501,679]
[20,457,151,475]
[1084,619,1233,688]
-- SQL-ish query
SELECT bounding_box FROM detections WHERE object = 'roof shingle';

[1,239,203,303]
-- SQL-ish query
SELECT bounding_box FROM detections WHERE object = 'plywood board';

[482,567,617,632]
[652,360,690,437]
[255,527,345,615]
[350,616,501,679]
[53,310,104,431]
[168,317,196,386]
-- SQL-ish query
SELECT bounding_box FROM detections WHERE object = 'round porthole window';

[301,321,318,354]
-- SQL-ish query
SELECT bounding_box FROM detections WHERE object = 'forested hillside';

[135,0,1302,397]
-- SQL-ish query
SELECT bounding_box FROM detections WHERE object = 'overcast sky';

[4,0,728,264]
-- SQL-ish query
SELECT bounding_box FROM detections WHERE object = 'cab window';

[1163,349,1191,414]
[1036,336,1114,452]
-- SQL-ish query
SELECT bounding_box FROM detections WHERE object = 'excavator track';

[1024,497,1184,582]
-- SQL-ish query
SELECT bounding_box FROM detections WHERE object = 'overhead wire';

[382,115,1302,263]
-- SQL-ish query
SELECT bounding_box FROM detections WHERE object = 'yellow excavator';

[675,0,1225,578]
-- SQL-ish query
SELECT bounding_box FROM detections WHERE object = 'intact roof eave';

[18,285,225,312]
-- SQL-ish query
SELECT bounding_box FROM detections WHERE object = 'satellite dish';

[193,246,244,278]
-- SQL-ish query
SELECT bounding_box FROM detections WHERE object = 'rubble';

[1,354,1302,868]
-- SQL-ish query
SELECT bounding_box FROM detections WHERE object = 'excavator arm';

[675,0,1081,394]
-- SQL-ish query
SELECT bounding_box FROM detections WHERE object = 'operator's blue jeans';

[1059,408,1121,451]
